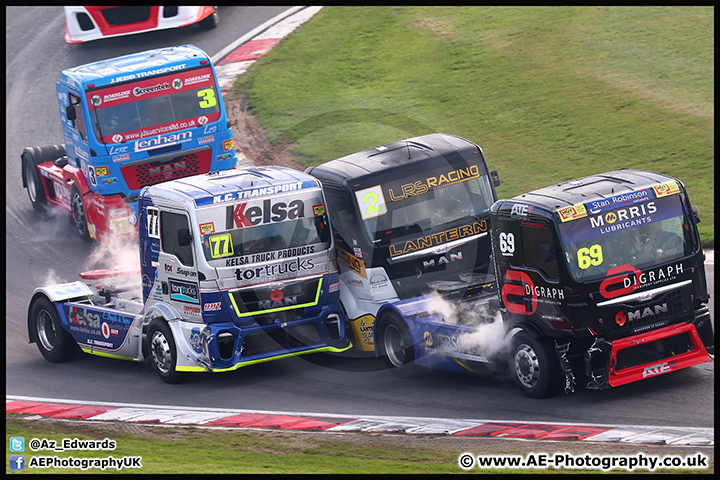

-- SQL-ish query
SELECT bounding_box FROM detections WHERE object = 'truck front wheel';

[147,320,190,384]
[70,186,92,242]
[377,313,421,377]
[29,297,79,363]
[510,331,560,398]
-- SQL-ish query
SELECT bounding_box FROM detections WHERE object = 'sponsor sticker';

[558,203,588,222]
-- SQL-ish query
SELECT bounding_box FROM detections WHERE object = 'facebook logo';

[9,455,25,470]
[9,436,25,452]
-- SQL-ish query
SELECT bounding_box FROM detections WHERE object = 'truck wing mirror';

[490,170,500,187]
[177,228,192,247]
[691,205,700,224]
[66,105,76,122]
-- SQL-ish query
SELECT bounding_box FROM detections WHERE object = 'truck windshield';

[86,66,221,144]
[200,215,331,264]
[357,165,495,245]
[557,189,696,282]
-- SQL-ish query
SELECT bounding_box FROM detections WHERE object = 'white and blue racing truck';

[27,166,351,383]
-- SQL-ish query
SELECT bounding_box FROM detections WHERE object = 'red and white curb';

[6,396,713,446]
[213,6,323,95]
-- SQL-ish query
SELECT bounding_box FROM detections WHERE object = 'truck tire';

[70,185,92,242]
[21,145,65,212]
[376,312,421,377]
[509,331,560,398]
[198,7,218,29]
[147,319,191,384]
[29,296,79,363]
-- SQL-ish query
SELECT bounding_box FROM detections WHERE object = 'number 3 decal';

[197,88,217,109]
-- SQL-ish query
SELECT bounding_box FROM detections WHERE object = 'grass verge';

[230,6,713,246]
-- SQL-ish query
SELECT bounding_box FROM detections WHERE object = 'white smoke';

[424,292,510,361]
[83,238,142,292]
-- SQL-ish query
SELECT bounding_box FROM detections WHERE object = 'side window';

[324,188,354,249]
[521,225,559,280]
[161,211,194,267]
[69,93,87,143]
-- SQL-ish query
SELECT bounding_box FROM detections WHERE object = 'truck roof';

[59,44,211,90]
[142,166,322,208]
[509,169,679,209]
[305,132,483,187]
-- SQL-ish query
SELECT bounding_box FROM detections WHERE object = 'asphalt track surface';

[5,6,714,445]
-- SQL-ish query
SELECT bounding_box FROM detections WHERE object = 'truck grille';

[101,7,152,26]
[230,278,321,325]
[120,148,211,190]
[242,324,322,357]
[604,289,688,337]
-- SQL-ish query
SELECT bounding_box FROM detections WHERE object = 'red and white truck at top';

[27,166,351,383]
[64,6,218,44]
[21,44,238,242]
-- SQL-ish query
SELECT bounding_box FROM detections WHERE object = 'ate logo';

[642,361,673,378]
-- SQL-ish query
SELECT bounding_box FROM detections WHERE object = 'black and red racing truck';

[310,143,713,397]
[484,169,714,396]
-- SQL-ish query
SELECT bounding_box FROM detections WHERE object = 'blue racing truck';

[21,44,238,242]
[27,166,351,383]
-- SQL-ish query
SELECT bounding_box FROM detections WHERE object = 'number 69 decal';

[355,185,387,220]
[577,244,603,269]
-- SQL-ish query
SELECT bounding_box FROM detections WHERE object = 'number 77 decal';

[355,185,387,220]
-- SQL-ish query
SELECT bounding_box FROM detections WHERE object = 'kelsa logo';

[226,199,304,229]
[204,302,222,311]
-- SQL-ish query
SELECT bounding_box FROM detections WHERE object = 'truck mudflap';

[169,313,352,373]
[585,321,713,390]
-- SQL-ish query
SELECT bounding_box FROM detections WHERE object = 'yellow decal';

[349,314,376,351]
[208,232,234,258]
[389,220,487,257]
[313,204,326,216]
[652,181,681,197]
[355,185,387,220]
[339,248,367,279]
[389,165,480,201]
[95,166,109,177]
[577,244,603,269]
[223,139,234,151]
[199,222,215,234]
[558,203,588,222]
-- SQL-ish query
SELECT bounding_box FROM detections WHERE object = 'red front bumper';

[586,322,713,389]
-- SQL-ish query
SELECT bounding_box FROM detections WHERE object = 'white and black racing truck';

[27,166,351,383]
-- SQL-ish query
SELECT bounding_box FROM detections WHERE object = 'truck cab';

[137,166,350,378]
[22,45,237,242]
[306,133,500,351]
[492,169,713,395]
